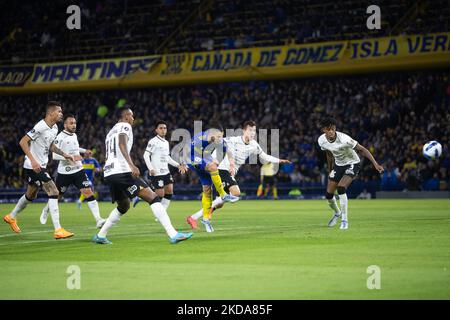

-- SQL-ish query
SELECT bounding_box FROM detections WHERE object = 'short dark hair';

[116,106,132,120]
[46,101,61,113]
[319,117,337,129]
[243,120,256,129]
[64,114,75,122]
[208,122,223,132]
[155,120,167,129]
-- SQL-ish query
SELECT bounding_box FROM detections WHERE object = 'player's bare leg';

[325,180,341,227]
[42,181,74,239]
[336,175,354,230]
[4,184,38,233]
[138,187,192,243]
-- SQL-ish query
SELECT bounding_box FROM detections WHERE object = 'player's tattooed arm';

[119,133,140,176]
[226,150,236,176]
[325,151,334,172]
[50,143,76,162]
[19,134,41,172]
[355,144,384,173]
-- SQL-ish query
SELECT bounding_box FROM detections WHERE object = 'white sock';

[327,198,341,215]
[339,193,348,221]
[48,198,62,230]
[191,209,203,220]
[212,196,224,208]
[98,208,121,238]
[161,198,171,210]
[150,202,177,238]
[10,195,32,218]
[87,200,102,222]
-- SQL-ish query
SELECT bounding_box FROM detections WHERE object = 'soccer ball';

[423,141,442,160]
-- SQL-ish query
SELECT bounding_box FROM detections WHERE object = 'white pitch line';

[0,225,300,247]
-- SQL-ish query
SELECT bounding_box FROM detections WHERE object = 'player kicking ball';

[92,107,193,245]
[3,101,75,239]
[40,114,105,229]
[318,117,384,230]
[187,121,290,232]
[186,123,240,233]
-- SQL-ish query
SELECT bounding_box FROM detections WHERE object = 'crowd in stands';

[1,71,449,193]
[2,0,449,64]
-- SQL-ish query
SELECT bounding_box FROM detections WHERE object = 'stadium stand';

[1,0,449,63]
[1,71,449,196]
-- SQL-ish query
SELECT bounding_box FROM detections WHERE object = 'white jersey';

[318,131,360,166]
[217,136,280,173]
[53,131,84,175]
[103,122,133,177]
[145,136,171,176]
[23,119,58,169]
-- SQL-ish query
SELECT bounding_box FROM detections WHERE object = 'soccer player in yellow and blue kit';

[187,124,239,232]
[77,150,101,209]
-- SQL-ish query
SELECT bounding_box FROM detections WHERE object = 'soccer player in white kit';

[3,101,76,239]
[187,121,291,232]
[92,107,193,244]
[40,114,105,228]
[132,120,187,209]
[318,117,384,230]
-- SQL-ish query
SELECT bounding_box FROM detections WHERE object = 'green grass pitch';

[0,199,449,299]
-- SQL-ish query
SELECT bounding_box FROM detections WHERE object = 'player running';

[132,120,188,209]
[186,123,240,232]
[40,114,106,228]
[77,150,102,209]
[318,117,384,230]
[92,107,193,244]
[3,101,75,239]
[187,121,290,232]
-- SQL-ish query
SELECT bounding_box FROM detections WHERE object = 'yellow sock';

[257,184,263,197]
[273,186,278,199]
[210,170,226,197]
[79,194,85,202]
[202,191,212,220]
[264,186,269,196]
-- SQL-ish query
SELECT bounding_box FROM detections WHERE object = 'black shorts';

[219,169,238,194]
[329,162,361,182]
[56,170,91,194]
[105,173,149,203]
[149,173,174,190]
[24,168,52,187]
[261,175,277,185]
